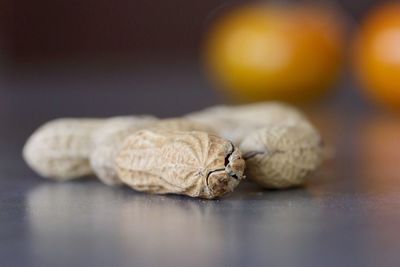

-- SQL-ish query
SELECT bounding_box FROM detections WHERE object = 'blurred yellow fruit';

[204,4,345,103]
[354,3,400,110]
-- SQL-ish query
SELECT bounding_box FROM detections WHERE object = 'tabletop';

[1,61,400,267]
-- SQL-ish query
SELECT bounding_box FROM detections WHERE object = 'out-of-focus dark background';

[0,0,384,122]
[2,0,374,62]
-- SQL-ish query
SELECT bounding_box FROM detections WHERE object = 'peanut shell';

[115,130,245,199]
[23,118,103,180]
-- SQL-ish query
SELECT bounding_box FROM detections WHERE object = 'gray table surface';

[1,61,400,267]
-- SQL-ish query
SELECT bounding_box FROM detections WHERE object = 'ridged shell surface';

[240,125,322,189]
[89,117,210,186]
[115,130,245,199]
[90,116,157,185]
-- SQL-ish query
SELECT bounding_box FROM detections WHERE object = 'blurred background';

[3,0,372,61]
[0,0,379,61]
[1,0,400,146]
[2,0,400,111]
[0,0,400,147]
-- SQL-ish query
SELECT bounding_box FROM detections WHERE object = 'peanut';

[187,102,311,144]
[187,102,323,188]
[89,116,157,186]
[23,118,103,181]
[90,117,212,186]
[115,130,245,199]
[240,124,323,189]
[23,102,323,192]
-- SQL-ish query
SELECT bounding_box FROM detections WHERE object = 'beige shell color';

[90,117,213,186]
[89,116,157,186]
[149,118,215,134]
[187,102,323,189]
[23,118,103,181]
[186,102,311,144]
[240,124,323,189]
[115,130,245,199]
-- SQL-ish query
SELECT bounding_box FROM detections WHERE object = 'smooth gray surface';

[1,62,400,267]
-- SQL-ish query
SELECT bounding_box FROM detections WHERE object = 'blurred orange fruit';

[204,4,346,103]
[354,3,400,110]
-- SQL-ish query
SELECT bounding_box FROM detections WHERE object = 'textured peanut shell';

[90,116,157,186]
[90,117,210,186]
[115,130,245,199]
[240,125,323,189]
[23,118,103,181]
[186,102,311,144]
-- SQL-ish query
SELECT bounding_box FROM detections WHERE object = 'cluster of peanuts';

[22,102,323,199]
